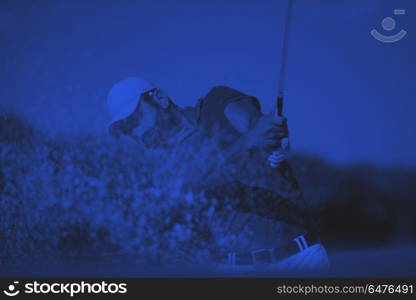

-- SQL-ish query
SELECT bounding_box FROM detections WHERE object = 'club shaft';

[276,0,294,116]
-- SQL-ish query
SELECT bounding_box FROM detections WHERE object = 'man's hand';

[268,149,287,168]
[244,114,288,149]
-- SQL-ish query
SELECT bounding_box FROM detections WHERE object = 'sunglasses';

[144,88,170,109]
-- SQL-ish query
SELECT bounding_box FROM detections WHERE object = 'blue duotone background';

[1,0,415,166]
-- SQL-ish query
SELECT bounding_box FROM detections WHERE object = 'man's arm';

[205,95,291,183]
[222,114,289,167]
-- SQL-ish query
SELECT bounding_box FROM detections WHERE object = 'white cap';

[107,77,156,125]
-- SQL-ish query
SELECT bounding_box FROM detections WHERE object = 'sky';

[0,0,415,167]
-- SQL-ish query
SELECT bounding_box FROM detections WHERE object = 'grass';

[1,112,415,270]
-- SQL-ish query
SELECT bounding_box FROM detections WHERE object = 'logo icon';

[371,9,407,43]
[3,281,20,297]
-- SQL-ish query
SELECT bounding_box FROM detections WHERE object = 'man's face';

[147,88,170,109]
[129,97,159,143]
[109,88,171,144]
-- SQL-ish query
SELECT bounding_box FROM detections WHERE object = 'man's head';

[107,77,171,141]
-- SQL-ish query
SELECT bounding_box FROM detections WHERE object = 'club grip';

[277,96,283,116]
[269,96,285,168]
